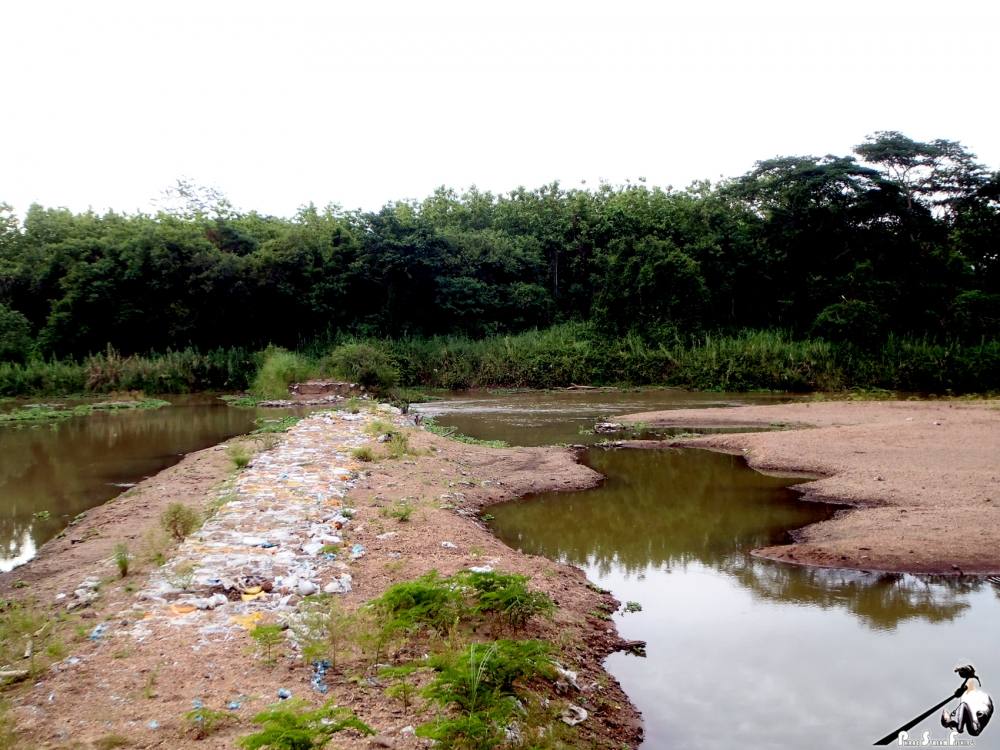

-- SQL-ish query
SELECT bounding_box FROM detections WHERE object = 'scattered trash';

[192,698,204,709]
[297,580,318,596]
[277,688,292,700]
[323,574,352,594]
[88,623,108,641]
[147,720,160,730]
[440,541,458,549]
[311,659,332,693]
[468,565,493,574]
[560,704,588,726]
[375,532,398,541]
[553,663,580,692]
[350,544,366,560]
[227,699,242,710]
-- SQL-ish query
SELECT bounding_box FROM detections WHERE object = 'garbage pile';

[127,407,401,643]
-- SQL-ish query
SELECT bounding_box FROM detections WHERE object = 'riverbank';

[616,400,1000,575]
[0,408,641,749]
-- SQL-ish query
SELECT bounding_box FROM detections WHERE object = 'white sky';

[3,0,999,217]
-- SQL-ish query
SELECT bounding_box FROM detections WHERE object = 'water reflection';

[488,446,1000,749]
[0,397,259,572]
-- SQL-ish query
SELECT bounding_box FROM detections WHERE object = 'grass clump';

[381,500,415,522]
[417,640,555,749]
[250,346,317,399]
[289,596,358,669]
[227,443,252,469]
[368,572,466,642]
[350,445,375,462]
[160,502,200,541]
[252,415,301,433]
[113,543,131,578]
[423,417,508,448]
[237,699,374,750]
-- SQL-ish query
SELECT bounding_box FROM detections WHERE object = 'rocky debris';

[594,422,625,434]
[129,409,402,642]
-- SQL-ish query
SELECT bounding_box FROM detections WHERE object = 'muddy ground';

[617,399,1000,575]
[0,418,642,750]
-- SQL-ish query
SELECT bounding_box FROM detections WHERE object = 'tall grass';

[0,327,996,397]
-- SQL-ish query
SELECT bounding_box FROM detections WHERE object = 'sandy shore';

[616,400,1000,575]
[1,411,641,749]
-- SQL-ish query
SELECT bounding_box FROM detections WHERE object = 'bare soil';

[1,424,642,749]
[617,399,1000,575]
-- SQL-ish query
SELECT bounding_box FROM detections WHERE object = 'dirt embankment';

[1,417,641,750]
[617,400,1000,575]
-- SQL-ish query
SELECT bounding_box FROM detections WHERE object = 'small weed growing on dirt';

[380,664,425,711]
[160,502,200,541]
[364,419,398,438]
[227,443,252,469]
[250,624,285,665]
[252,415,301,434]
[113,543,131,577]
[237,699,374,750]
[290,596,357,669]
[319,543,340,556]
[368,572,465,644]
[345,397,362,414]
[381,500,414,522]
[351,446,375,462]
[184,706,234,739]
[142,668,159,699]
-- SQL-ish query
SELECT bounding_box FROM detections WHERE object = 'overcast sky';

[3,0,998,217]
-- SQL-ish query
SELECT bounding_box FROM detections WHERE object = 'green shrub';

[113,543,131,578]
[160,503,200,541]
[184,706,234,739]
[351,445,375,462]
[227,443,252,469]
[238,699,374,750]
[325,342,399,391]
[251,346,317,399]
[250,624,285,664]
[418,640,555,750]
[458,571,555,633]
[368,571,466,638]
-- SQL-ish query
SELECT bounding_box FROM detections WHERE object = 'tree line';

[1,131,998,363]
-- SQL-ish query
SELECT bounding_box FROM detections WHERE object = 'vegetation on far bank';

[1,131,998,396]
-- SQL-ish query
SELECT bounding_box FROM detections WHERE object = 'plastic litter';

[440,541,458,549]
[227,699,242,710]
[468,565,493,574]
[88,623,108,641]
[323,574,352,594]
[277,688,292,700]
[147,720,160,730]
[560,704,588,726]
[350,544,366,560]
[192,698,204,709]
[311,659,332,693]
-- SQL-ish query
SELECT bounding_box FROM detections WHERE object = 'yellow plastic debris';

[230,612,264,630]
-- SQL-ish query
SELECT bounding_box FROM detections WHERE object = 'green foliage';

[325,342,399,391]
[350,445,375,462]
[251,347,317,399]
[423,417,508,448]
[160,502,200,541]
[253,415,302,433]
[184,706,234,739]
[227,443,252,469]
[368,571,466,639]
[238,699,374,750]
[113,543,130,578]
[381,500,414,522]
[250,624,285,664]
[0,398,168,425]
[379,664,425,711]
[289,596,357,669]
[418,640,555,750]
[0,303,32,362]
[457,571,555,633]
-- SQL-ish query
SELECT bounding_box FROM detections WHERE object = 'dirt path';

[615,400,1000,574]
[2,409,641,750]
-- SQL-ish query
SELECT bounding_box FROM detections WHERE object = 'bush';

[160,503,200,541]
[251,346,317,399]
[238,699,374,750]
[325,342,399,391]
[458,571,555,633]
[369,571,466,637]
[227,443,252,468]
[812,300,887,347]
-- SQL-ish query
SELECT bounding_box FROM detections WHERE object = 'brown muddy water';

[0,396,269,572]
[421,391,1000,750]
